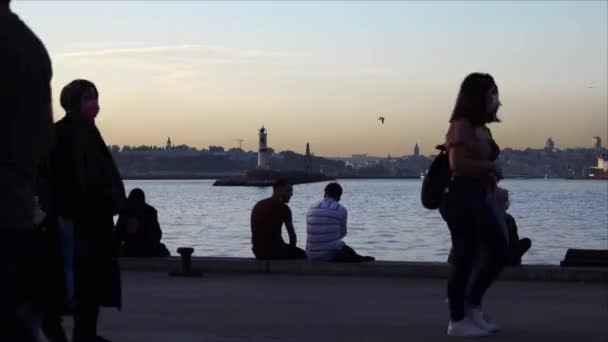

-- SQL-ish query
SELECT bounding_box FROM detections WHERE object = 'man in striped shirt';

[306,183,374,262]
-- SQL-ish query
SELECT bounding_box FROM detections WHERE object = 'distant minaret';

[166,137,172,150]
[304,142,312,175]
[257,126,270,169]
[545,138,555,151]
[413,143,420,157]
[592,136,602,149]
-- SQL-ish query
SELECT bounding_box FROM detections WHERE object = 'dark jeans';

[447,238,532,266]
[0,230,42,342]
[440,177,508,321]
[253,243,307,260]
[73,304,100,342]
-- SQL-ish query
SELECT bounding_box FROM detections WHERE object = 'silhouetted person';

[1,0,54,340]
[251,179,306,260]
[36,213,70,342]
[116,188,170,257]
[439,73,508,337]
[505,214,532,266]
[306,183,374,262]
[46,79,126,342]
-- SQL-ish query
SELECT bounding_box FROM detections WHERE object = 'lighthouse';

[257,126,270,169]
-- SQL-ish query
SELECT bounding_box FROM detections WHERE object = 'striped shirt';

[306,198,347,260]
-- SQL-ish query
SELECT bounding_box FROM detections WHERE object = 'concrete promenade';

[54,270,607,342]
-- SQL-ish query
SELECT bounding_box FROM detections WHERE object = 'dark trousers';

[253,243,307,260]
[73,304,100,342]
[0,230,42,342]
[42,315,68,342]
[440,177,508,321]
[331,245,369,262]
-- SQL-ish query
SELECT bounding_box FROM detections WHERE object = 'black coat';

[36,215,69,315]
[44,116,125,308]
[116,204,169,257]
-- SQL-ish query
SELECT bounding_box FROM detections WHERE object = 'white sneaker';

[447,317,491,338]
[467,306,500,333]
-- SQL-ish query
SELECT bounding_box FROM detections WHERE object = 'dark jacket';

[116,204,169,257]
[46,116,125,308]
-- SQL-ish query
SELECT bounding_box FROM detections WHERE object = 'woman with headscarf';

[46,79,125,342]
[116,188,170,257]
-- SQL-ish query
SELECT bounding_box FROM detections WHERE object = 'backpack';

[421,145,452,210]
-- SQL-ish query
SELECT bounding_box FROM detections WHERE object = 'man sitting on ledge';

[250,179,307,260]
[306,182,375,262]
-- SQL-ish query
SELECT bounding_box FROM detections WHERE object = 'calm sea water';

[123,179,608,265]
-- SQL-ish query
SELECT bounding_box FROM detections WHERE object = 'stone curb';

[119,257,608,283]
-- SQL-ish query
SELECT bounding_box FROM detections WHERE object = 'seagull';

[378,116,385,124]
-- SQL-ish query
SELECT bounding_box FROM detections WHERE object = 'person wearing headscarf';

[45,79,125,342]
[116,188,170,257]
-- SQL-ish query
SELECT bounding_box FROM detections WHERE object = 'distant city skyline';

[118,134,605,158]
[13,1,608,157]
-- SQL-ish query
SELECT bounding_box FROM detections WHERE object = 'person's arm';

[339,208,347,239]
[151,208,162,243]
[115,212,128,243]
[447,120,499,177]
[284,206,297,246]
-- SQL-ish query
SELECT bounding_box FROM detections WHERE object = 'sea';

[123,179,608,265]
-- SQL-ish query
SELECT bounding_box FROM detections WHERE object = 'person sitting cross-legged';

[306,182,374,262]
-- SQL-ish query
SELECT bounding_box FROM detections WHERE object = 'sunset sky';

[13,1,608,157]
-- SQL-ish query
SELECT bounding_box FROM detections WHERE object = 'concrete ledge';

[119,257,608,283]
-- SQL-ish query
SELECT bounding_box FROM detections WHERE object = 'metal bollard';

[168,247,203,277]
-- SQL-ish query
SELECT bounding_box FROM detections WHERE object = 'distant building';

[351,154,368,159]
[257,126,270,169]
[545,138,555,151]
[592,136,602,149]
[166,137,172,150]
[596,155,608,172]
[413,143,420,157]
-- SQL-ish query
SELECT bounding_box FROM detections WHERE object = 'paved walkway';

[56,271,607,342]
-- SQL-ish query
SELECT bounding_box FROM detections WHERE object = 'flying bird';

[378,116,385,124]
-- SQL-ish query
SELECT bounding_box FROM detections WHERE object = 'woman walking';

[440,73,508,337]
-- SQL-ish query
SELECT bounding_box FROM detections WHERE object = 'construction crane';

[233,139,244,150]
[232,139,244,161]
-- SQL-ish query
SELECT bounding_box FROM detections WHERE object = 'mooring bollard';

[169,247,203,277]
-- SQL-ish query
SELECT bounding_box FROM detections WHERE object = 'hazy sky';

[13,1,608,157]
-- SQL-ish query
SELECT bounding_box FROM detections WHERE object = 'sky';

[12,0,608,157]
